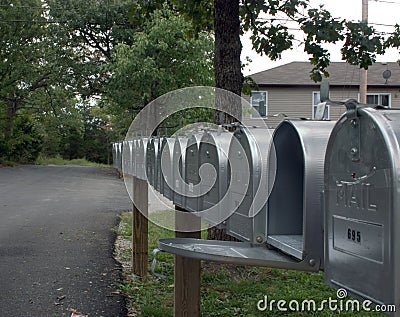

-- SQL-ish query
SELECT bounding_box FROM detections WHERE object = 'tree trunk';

[208,0,242,240]
[213,0,242,124]
[4,100,18,142]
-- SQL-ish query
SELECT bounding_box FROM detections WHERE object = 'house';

[244,61,400,128]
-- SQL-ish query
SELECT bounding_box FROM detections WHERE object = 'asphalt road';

[0,165,132,317]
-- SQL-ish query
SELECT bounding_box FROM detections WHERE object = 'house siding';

[242,86,400,129]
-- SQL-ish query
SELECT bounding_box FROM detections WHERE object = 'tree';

[132,0,400,242]
[105,8,214,136]
[0,0,51,143]
[46,0,136,98]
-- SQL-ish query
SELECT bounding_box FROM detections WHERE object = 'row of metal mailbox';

[114,106,400,311]
[113,120,328,261]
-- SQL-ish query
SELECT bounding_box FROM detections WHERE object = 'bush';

[7,115,43,163]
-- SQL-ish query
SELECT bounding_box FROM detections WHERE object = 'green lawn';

[35,155,109,167]
[117,212,384,317]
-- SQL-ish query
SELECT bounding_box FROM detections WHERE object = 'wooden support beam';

[132,176,149,277]
[174,207,201,317]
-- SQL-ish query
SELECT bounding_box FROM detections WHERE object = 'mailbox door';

[172,138,187,208]
[325,108,396,306]
[267,121,334,263]
[185,135,201,212]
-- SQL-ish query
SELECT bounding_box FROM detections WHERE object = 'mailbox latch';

[350,117,360,162]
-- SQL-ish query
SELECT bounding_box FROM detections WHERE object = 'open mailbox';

[267,120,335,265]
[198,129,233,226]
[159,120,335,272]
[325,106,400,308]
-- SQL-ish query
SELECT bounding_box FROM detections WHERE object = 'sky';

[241,0,400,76]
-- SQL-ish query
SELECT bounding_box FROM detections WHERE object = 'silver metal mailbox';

[158,122,334,272]
[160,137,176,200]
[117,142,122,171]
[198,129,233,226]
[155,137,162,192]
[112,143,117,169]
[122,141,129,175]
[325,106,400,308]
[184,134,202,212]
[146,137,158,186]
[126,140,134,176]
[131,139,138,177]
[226,127,274,243]
[267,120,335,267]
[172,137,188,208]
[136,137,148,180]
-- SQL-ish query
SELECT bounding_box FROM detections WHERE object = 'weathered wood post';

[132,176,148,277]
[174,206,201,317]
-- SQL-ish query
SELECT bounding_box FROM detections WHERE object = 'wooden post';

[360,0,368,104]
[174,207,201,317]
[132,176,148,277]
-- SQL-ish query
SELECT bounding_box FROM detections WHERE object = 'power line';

[370,22,399,27]
[369,0,400,4]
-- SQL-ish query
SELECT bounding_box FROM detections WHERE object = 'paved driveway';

[0,165,131,317]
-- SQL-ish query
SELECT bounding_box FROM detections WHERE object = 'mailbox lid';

[325,107,400,306]
[158,238,319,271]
[172,137,187,208]
[267,120,335,262]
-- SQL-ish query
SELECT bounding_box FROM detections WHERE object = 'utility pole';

[360,0,368,103]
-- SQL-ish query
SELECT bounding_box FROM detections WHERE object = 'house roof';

[250,61,400,88]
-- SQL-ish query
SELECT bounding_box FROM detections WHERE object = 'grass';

[117,211,384,317]
[0,158,17,167]
[35,155,109,167]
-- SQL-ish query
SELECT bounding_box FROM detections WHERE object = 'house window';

[251,91,267,118]
[366,93,391,107]
[312,91,330,120]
